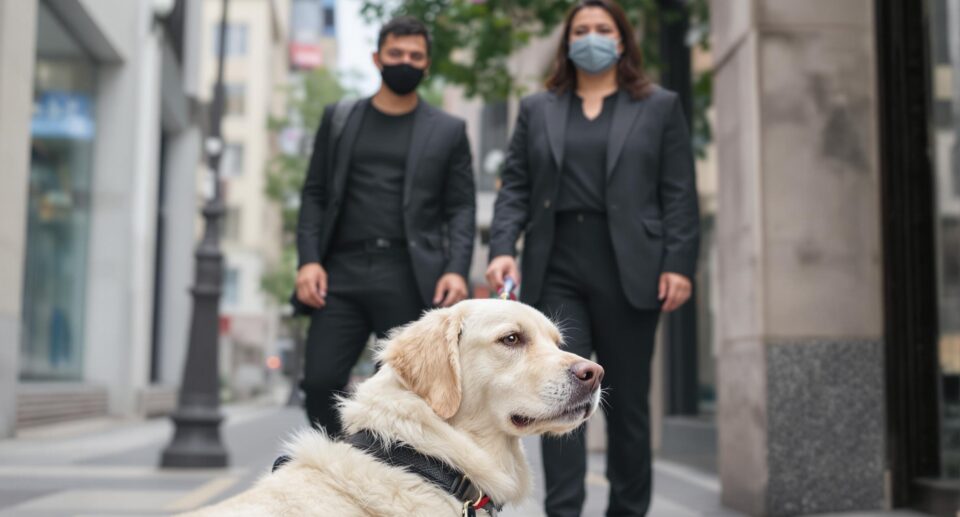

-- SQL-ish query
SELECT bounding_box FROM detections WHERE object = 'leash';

[271,431,501,516]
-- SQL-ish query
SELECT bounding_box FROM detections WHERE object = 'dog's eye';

[500,333,522,346]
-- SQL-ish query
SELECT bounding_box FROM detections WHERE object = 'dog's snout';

[570,361,604,392]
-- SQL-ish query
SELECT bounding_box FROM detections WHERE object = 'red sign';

[290,43,323,70]
[219,315,231,335]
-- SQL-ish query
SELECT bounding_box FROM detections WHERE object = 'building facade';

[199,0,289,400]
[711,0,959,515]
[290,0,338,71]
[0,0,205,435]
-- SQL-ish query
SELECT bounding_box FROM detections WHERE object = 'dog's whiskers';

[597,392,612,413]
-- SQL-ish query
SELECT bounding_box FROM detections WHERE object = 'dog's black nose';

[570,361,604,392]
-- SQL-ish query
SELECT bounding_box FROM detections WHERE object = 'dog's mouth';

[510,400,594,429]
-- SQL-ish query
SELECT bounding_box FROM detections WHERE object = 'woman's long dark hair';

[544,0,653,99]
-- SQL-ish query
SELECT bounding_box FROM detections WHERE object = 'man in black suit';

[295,17,476,436]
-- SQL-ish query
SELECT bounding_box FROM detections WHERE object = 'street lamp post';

[160,0,231,469]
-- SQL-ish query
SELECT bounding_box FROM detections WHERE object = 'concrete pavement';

[0,403,929,516]
[0,403,303,516]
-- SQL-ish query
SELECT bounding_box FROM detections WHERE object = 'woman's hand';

[486,255,521,292]
[659,272,692,313]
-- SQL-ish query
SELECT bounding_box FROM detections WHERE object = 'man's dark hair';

[377,16,432,56]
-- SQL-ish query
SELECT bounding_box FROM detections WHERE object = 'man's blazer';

[490,86,700,309]
[297,97,476,306]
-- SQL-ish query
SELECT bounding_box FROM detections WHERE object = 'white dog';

[183,299,604,516]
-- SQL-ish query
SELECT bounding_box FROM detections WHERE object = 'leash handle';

[498,276,517,301]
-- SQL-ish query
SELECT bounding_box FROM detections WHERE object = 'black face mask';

[381,63,425,95]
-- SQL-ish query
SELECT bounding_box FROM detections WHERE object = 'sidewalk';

[0,403,930,516]
[0,402,304,517]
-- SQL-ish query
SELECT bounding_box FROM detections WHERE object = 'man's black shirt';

[333,104,415,246]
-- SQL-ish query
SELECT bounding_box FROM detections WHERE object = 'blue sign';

[31,91,96,141]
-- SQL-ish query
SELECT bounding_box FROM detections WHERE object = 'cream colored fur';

[183,299,601,517]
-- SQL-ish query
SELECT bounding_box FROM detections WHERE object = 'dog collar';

[343,430,502,516]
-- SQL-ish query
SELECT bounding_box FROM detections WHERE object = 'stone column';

[711,0,885,514]
[81,0,162,416]
[0,0,37,438]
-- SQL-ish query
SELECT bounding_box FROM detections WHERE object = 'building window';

[212,23,248,57]
[291,0,322,42]
[221,143,244,178]
[322,0,336,36]
[224,83,245,116]
[222,268,240,307]
[21,2,97,381]
[224,207,241,241]
[926,0,960,481]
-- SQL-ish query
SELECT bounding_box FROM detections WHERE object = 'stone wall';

[711,0,886,514]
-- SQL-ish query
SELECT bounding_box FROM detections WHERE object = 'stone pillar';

[82,0,163,416]
[711,1,885,515]
[0,0,37,438]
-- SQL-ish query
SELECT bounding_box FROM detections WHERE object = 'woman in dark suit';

[486,1,699,515]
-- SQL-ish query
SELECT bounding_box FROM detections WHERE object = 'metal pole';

[160,0,231,468]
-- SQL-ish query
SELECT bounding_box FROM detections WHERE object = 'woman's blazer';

[490,86,700,309]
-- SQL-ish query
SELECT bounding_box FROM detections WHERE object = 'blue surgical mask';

[568,33,620,74]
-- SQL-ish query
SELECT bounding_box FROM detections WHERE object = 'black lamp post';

[160,0,231,469]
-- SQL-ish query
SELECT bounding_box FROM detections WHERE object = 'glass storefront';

[20,4,97,381]
[926,0,960,479]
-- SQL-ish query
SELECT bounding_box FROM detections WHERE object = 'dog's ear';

[382,307,463,419]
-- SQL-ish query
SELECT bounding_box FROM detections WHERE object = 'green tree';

[361,0,711,156]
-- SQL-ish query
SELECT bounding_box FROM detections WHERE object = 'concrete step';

[16,384,108,429]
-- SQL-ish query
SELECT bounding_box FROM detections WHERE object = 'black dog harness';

[272,430,502,516]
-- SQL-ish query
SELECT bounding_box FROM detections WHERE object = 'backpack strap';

[329,97,359,146]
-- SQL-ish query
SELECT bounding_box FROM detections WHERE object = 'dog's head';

[381,299,603,436]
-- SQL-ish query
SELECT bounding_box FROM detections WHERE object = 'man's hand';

[485,255,521,292]
[296,263,328,309]
[433,273,468,307]
[659,272,692,313]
